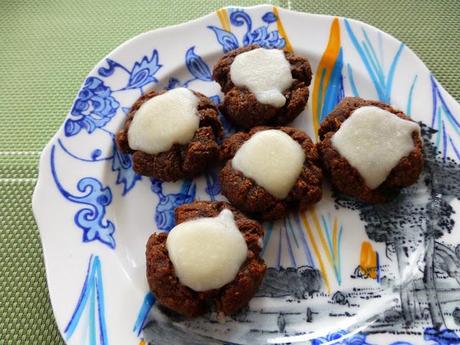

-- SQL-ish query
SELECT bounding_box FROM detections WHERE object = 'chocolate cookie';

[116,89,223,181]
[219,127,323,220]
[212,45,312,129]
[146,201,266,318]
[317,97,424,203]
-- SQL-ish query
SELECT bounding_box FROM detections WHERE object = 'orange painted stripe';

[312,17,341,138]
[360,241,377,279]
[273,6,293,52]
[217,8,231,32]
[139,340,146,345]
[301,212,331,293]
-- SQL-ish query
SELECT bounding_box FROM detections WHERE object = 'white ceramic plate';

[33,5,460,345]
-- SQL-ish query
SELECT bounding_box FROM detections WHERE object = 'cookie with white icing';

[116,87,223,181]
[212,45,312,129]
[146,201,266,318]
[318,97,424,203]
[219,126,323,220]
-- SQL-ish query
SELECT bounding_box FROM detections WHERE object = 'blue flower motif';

[311,330,370,345]
[185,46,212,81]
[51,145,116,249]
[65,77,120,137]
[111,141,141,196]
[208,9,285,53]
[151,178,196,231]
[127,49,162,89]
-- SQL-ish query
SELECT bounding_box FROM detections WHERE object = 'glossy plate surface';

[32,5,460,345]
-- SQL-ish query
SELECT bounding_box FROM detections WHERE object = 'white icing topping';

[331,106,421,189]
[127,88,199,154]
[230,48,293,107]
[166,209,247,292]
[232,129,305,199]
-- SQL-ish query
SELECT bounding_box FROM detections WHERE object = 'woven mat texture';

[0,0,459,343]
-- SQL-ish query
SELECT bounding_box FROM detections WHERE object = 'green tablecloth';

[1,0,459,343]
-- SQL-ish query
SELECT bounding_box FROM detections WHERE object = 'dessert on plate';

[219,126,323,220]
[212,44,312,129]
[146,201,266,318]
[317,97,423,203]
[116,87,223,181]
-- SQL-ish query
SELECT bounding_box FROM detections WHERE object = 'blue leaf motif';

[207,26,239,53]
[166,77,180,90]
[111,142,141,196]
[205,170,221,200]
[262,11,278,24]
[185,46,212,81]
[65,77,119,137]
[50,145,116,249]
[229,9,252,30]
[151,179,196,231]
[127,49,162,89]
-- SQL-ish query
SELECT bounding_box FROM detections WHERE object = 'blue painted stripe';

[293,214,315,267]
[406,75,418,116]
[347,64,359,97]
[321,215,340,285]
[261,222,274,257]
[449,137,460,160]
[284,217,299,248]
[338,225,343,284]
[385,43,404,104]
[95,257,108,345]
[442,121,448,161]
[431,75,438,127]
[64,255,95,339]
[345,20,384,101]
[89,274,96,345]
[376,252,381,283]
[362,29,385,85]
[285,225,297,267]
[277,224,283,269]
[133,292,156,336]
[322,48,344,121]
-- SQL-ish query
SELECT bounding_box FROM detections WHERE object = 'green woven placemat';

[0,0,458,343]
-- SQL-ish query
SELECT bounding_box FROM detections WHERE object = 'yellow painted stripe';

[217,8,231,32]
[332,217,338,265]
[301,212,331,293]
[309,208,334,269]
[311,17,341,138]
[273,6,293,52]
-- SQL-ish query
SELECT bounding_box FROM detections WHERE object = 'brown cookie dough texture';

[219,127,323,220]
[146,201,266,318]
[212,45,312,129]
[116,90,223,181]
[317,97,424,203]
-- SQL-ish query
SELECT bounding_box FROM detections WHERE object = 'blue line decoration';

[208,9,285,53]
[64,255,108,345]
[65,77,120,137]
[430,75,460,161]
[133,292,155,337]
[111,141,141,196]
[261,222,274,257]
[345,19,404,103]
[151,178,196,231]
[51,145,116,249]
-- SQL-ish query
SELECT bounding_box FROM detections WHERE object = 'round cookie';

[146,201,266,318]
[317,97,424,203]
[116,88,223,181]
[219,126,323,220]
[212,45,312,129]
